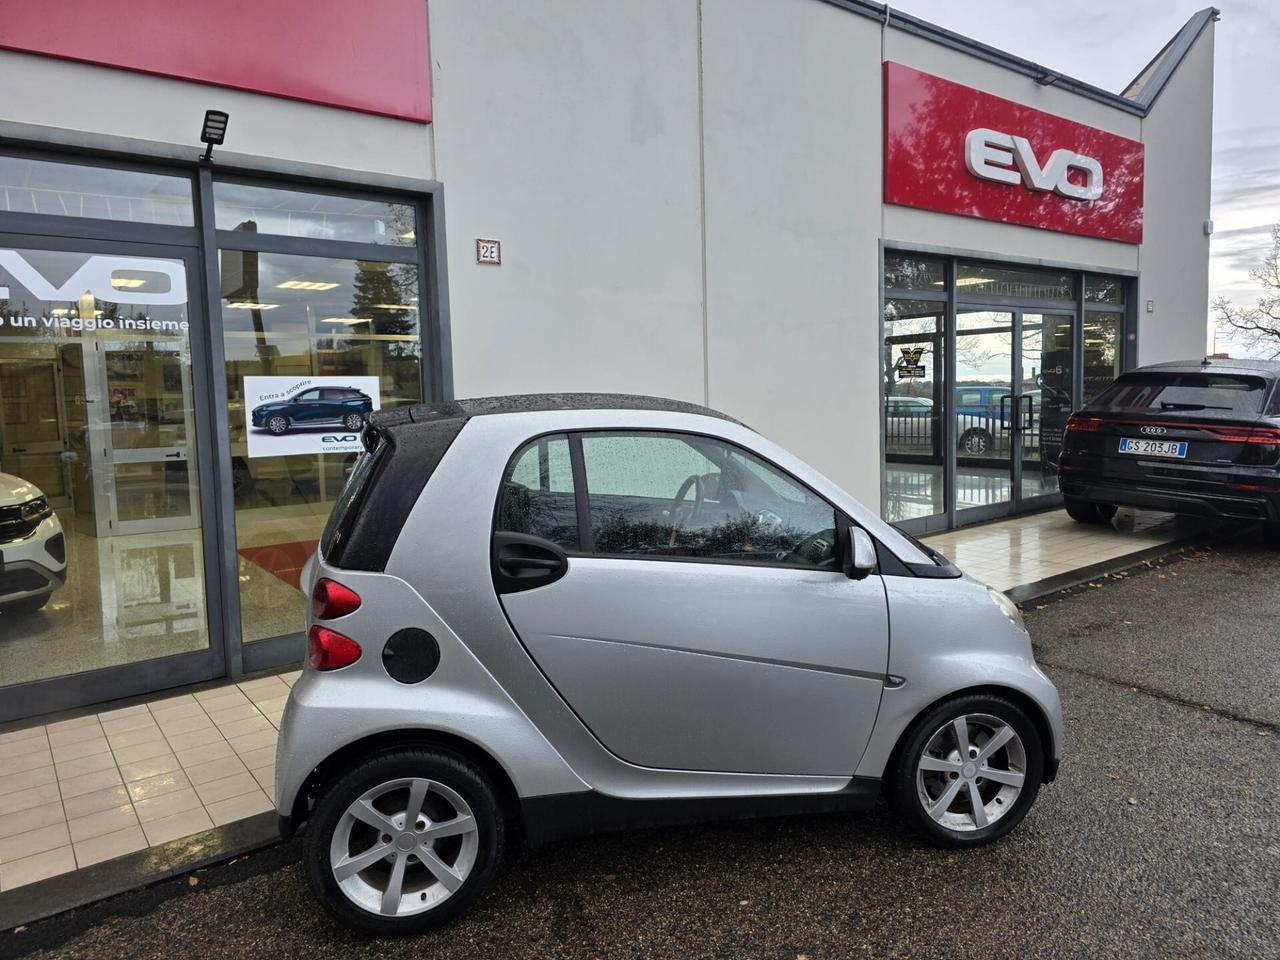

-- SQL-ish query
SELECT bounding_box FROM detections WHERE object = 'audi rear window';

[1089,373,1268,418]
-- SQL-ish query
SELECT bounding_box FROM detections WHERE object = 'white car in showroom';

[0,472,66,615]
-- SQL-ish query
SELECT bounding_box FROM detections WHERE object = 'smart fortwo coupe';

[276,394,1063,935]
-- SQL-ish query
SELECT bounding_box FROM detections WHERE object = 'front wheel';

[305,750,504,936]
[342,412,365,432]
[888,694,1045,848]
[1063,496,1117,525]
[266,414,290,436]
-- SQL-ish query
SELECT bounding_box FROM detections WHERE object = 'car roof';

[1134,358,1280,379]
[370,393,742,430]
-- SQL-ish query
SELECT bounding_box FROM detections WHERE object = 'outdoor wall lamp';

[200,109,229,160]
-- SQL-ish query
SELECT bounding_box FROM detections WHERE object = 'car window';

[295,389,321,401]
[319,388,345,400]
[581,432,838,567]
[1091,373,1268,417]
[958,390,980,406]
[496,435,579,550]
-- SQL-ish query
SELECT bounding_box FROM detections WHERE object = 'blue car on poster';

[251,386,373,436]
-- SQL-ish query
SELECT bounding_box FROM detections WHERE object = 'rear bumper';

[1059,476,1280,522]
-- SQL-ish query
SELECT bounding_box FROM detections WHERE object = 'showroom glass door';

[954,309,1016,521]
[0,237,223,721]
[1019,312,1075,506]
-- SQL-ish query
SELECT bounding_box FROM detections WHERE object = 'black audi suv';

[1058,358,1280,531]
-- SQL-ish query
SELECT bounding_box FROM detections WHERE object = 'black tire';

[1063,495,1117,525]
[267,415,290,436]
[342,412,365,431]
[887,693,1045,848]
[1262,522,1280,548]
[305,749,504,936]
[1,594,50,615]
[959,428,993,456]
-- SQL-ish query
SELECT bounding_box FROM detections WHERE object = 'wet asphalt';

[5,538,1279,960]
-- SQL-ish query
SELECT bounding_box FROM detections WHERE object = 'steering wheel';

[668,474,706,547]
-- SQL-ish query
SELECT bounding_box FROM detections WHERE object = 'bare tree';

[1214,224,1280,357]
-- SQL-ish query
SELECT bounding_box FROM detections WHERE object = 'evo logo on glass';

[964,128,1104,202]
[0,251,186,305]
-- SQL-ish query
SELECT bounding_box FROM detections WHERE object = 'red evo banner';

[883,62,1144,243]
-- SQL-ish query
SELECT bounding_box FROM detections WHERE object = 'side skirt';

[519,777,882,846]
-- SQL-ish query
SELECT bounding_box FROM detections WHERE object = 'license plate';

[1118,437,1188,458]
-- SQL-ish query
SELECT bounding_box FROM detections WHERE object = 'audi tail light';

[1064,415,1104,433]
[307,625,362,671]
[311,578,361,619]
[1198,425,1280,445]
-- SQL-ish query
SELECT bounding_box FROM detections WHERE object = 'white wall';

[0,51,435,181]
[428,0,706,403]
[1136,25,1216,363]
[700,0,883,505]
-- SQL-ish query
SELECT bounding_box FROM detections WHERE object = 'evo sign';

[0,250,187,304]
[884,63,1144,243]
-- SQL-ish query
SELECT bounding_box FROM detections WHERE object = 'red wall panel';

[883,62,1143,243]
[0,0,431,123]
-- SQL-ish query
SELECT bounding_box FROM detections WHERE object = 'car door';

[292,388,324,423]
[493,430,890,777]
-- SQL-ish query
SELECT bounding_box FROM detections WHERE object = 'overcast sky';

[892,0,1280,354]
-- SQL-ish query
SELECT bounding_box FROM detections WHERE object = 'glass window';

[221,251,423,644]
[1085,275,1126,305]
[496,436,578,550]
[0,246,209,688]
[581,432,838,567]
[0,156,194,226]
[956,263,1074,301]
[884,254,945,292]
[214,182,415,246]
[883,298,945,523]
[1083,310,1124,402]
[1089,372,1268,417]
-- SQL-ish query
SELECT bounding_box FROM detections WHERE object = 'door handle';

[492,532,569,594]
[165,451,183,459]
[999,394,1013,431]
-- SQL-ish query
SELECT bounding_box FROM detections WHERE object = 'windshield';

[1089,373,1269,418]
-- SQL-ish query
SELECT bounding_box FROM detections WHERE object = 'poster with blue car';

[244,375,380,458]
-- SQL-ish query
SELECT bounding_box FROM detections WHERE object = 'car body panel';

[0,472,66,605]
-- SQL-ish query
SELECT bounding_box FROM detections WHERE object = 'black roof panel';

[1134,359,1280,379]
[370,393,744,432]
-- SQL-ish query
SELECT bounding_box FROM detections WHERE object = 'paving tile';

[253,695,290,715]
[236,745,277,771]
[249,766,275,795]
[198,692,252,715]
[217,716,273,740]
[74,825,148,868]
[206,789,273,826]
[97,704,150,722]
[0,821,71,862]
[0,733,51,760]
[227,729,277,756]
[195,771,261,806]
[6,747,54,774]
[105,726,167,750]
[148,699,205,721]
[0,802,68,840]
[51,737,111,763]
[141,807,214,846]
[0,781,61,816]
[166,727,226,752]
[133,786,203,823]
[263,713,284,729]
[55,751,118,780]
[44,715,100,735]
[194,684,241,703]
[59,766,124,799]
[185,755,249,786]
[100,713,159,736]
[63,784,131,820]
[174,740,234,767]
[111,738,175,765]
[118,752,182,783]
[279,670,302,685]
[0,845,76,892]
[204,702,262,725]
[127,770,192,803]
[68,804,140,844]
[147,693,199,711]
[0,725,46,746]
[155,714,215,737]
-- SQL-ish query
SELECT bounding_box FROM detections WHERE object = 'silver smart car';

[277,394,1062,935]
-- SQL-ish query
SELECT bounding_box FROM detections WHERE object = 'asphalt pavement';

[6,540,1279,960]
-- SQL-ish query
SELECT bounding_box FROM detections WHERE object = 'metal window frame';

[0,137,451,719]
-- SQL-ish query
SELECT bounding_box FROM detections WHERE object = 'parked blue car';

[251,386,373,436]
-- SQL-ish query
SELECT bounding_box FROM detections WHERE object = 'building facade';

[0,0,1216,721]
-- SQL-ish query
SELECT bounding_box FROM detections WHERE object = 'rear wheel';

[342,412,365,431]
[888,693,1044,848]
[959,428,993,456]
[1063,496,1117,525]
[306,750,504,936]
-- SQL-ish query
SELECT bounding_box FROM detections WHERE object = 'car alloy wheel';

[960,430,990,455]
[330,777,479,918]
[343,413,364,431]
[267,415,289,435]
[915,713,1026,832]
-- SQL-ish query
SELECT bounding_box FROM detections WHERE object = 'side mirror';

[846,527,878,581]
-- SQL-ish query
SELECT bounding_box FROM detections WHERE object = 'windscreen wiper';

[1159,402,1232,411]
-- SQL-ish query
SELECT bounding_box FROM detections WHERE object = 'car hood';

[253,401,292,413]
[0,471,44,506]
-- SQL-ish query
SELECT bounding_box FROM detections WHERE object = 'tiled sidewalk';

[0,671,298,892]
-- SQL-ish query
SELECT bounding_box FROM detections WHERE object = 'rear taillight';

[1065,415,1104,433]
[1199,425,1280,445]
[311,578,361,619]
[307,625,362,671]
